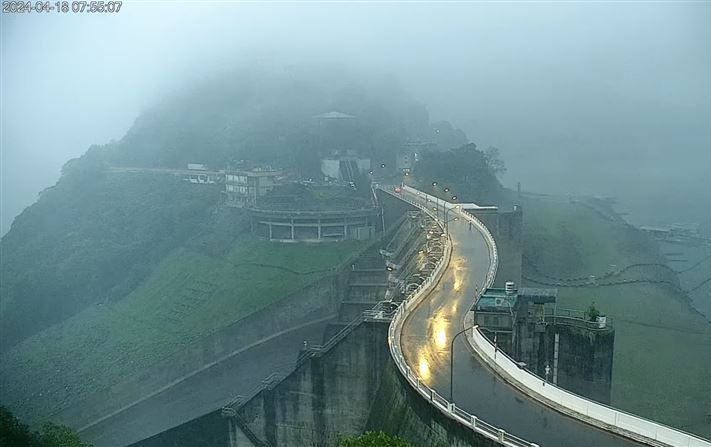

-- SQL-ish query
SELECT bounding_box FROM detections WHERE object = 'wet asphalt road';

[398,189,641,447]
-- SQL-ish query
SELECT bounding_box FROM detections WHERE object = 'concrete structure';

[185,163,221,184]
[472,287,517,353]
[225,168,282,208]
[396,151,416,174]
[249,207,380,242]
[473,285,615,403]
[131,322,499,447]
[320,157,371,182]
[467,206,523,288]
[68,272,350,445]
[313,111,355,120]
[387,185,710,447]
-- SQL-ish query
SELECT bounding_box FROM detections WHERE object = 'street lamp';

[444,187,450,193]
[450,324,479,402]
[443,216,458,233]
[479,327,513,360]
[443,204,460,232]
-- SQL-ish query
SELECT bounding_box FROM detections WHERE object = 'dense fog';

[3,2,710,234]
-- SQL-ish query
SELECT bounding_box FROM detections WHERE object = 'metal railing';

[378,185,539,447]
[465,317,711,447]
[380,184,711,447]
[222,310,394,415]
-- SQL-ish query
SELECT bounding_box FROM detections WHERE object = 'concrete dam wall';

[59,271,349,431]
[132,322,498,447]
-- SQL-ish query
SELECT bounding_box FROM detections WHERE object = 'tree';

[586,301,601,322]
[0,406,92,447]
[36,423,92,447]
[338,431,415,447]
[415,143,503,204]
[0,406,35,447]
[484,146,507,177]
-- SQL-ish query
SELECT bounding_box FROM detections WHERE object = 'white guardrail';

[380,184,711,447]
[380,185,534,447]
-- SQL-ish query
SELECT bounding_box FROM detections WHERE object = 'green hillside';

[0,65,471,427]
[0,233,367,422]
[1,66,468,352]
[0,168,223,350]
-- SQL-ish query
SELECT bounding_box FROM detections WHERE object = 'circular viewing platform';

[248,207,381,242]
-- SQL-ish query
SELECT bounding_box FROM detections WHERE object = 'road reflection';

[433,317,448,350]
[418,355,431,380]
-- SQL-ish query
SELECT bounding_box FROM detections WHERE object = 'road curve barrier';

[453,194,711,447]
[378,185,539,447]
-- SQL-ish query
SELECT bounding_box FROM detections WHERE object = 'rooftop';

[313,111,356,120]
[518,287,557,304]
[476,288,517,312]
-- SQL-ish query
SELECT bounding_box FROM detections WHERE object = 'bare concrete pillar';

[228,419,236,447]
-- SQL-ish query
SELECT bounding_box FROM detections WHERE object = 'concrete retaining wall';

[131,322,498,447]
[368,361,499,447]
[57,271,349,429]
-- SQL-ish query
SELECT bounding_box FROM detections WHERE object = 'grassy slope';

[0,172,223,350]
[0,235,367,422]
[522,197,711,437]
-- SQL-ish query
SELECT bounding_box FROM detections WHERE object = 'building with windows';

[225,168,282,208]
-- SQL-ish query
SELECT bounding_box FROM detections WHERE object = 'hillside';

[0,231,367,424]
[0,169,223,350]
[0,65,471,353]
[0,65,482,433]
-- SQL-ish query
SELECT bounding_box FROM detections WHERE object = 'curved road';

[398,189,642,447]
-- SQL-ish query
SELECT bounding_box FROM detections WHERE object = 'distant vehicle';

[394,186,402,193]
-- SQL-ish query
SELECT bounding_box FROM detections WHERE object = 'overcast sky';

[2,1,710,234]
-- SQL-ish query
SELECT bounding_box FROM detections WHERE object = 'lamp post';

[430,182,440,220]
[443,204,460,233]
[479,327,513,359]
[450,324,479,402]
[443,215,458,233]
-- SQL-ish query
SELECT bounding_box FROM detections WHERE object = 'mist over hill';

[0,65,476,351]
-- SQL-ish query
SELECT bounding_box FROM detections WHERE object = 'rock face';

[132,321,498,447]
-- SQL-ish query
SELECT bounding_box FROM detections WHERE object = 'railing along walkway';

[381,184,710,447]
